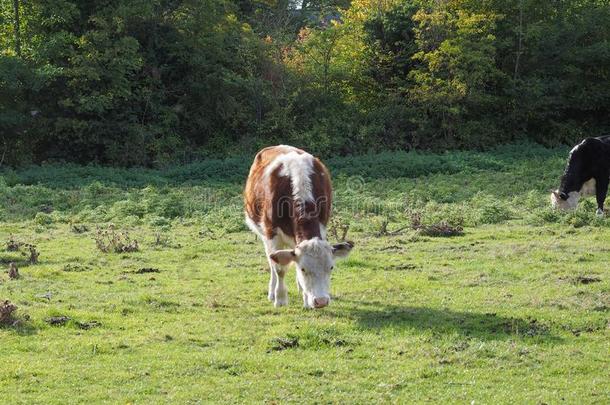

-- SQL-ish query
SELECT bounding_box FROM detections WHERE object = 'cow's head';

[270,238,353,309]
[551,139,597,211]
[550,189,580,210]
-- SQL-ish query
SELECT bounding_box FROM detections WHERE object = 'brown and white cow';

[244,145,353,308]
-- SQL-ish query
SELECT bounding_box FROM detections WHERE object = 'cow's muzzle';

[313,296,329,308]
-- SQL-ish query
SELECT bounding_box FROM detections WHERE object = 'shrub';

[0,301,18,325]
[470,194,513,225]
[94,226,140,253]
[34,212,53,226]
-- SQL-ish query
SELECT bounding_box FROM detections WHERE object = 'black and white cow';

[551,136,610,216]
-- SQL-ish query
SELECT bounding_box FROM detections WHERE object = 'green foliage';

[0,0,609,164]
[33,212,53,226]
[408,6,506,148]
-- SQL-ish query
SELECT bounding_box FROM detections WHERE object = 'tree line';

[0,0,609,166]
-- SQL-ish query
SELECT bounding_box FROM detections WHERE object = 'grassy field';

[0,144,608,404]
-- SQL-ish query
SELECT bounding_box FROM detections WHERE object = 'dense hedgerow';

[1,1,609,165]
[4,143,608,232]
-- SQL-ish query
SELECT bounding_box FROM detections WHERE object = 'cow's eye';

[330,266,334,271]
[301,268,307,274]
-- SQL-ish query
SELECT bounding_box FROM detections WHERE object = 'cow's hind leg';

[595,175,609,216]
[264,238,288,307]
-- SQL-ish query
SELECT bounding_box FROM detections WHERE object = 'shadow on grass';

[0,256,61,268]
[0,258,37,268]
[332,301,561,342]
[0,321,38,336]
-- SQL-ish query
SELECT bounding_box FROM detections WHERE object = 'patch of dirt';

[46,316,71,326]
[574,275,601,285]
[411,213,463,237]
[386,263,418,271]
[564,323,607,336]
[559,275,603,285]
[321,337,349,347]
[498,317,550,336]
[76,320,101,330]
[62,263,92,272]
[268,336,299,352]
[134,267,160,274]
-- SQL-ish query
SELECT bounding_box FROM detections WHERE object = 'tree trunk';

[513,1,523,81]
[13,0,21,57]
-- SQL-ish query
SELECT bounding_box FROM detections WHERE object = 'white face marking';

[551,190,580,210]
[294,238,334,308]
[551,178,597,210]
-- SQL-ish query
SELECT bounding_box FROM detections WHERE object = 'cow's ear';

[332,241,354,258]
[269,250,296,265]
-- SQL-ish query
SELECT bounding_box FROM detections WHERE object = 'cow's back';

[244,145,332,240]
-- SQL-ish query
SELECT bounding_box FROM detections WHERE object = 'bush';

[470,194,512,225]
[94,226,140,253]
[34,212,53,226]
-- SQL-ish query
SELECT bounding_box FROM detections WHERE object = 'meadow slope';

[0,144,608,403]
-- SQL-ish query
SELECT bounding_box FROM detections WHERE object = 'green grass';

[1,144,609,403]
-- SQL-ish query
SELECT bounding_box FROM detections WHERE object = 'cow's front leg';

[264,237,295,307]
[296,275,312,308]
[273,265,288,307]
[595,175,609,216]
[302,292,311,308]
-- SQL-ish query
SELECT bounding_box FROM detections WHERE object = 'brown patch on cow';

[244,146,332,244]
[264,164,295,239]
